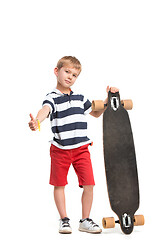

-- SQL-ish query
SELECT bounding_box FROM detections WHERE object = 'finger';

[28,121,37,130]
[29,113,35,121]
[29,124,37,131]
[110,87,118,93]
[111,87,115,93]
[106,86,110,93]
[28,121,34,127]
[110,87,113,92]
[31,127,36,131]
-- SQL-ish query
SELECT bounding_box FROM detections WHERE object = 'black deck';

[103,92,139,234]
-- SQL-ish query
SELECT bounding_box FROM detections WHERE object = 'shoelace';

[61,217,70,228]
[85,218,99,227]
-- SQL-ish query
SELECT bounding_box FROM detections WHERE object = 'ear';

[54,67,59,77]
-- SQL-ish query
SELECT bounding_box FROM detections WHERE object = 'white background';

[0,0,160,239]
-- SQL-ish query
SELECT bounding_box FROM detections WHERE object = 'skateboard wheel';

[102,217,115,229]
[92,100,104,111]
[121,100,133,110]
[134,215,145,226]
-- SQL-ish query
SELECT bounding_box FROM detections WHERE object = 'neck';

[56,83,71,94]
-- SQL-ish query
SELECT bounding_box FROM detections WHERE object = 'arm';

[28,105,50,131]
[90,86,119,118]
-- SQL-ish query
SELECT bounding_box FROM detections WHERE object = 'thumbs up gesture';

[28,113,38,131]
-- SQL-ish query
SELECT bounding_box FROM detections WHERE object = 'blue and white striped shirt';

[42,88,92,149]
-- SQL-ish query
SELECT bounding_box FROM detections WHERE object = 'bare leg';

[81,185,94,219]
[54,186,67,219]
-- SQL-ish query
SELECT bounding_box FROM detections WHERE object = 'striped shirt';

[42,88,92,149]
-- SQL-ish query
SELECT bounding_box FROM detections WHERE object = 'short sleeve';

[83,96,92,115]
[42,94,55,114]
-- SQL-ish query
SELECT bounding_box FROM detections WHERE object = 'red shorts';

[49,144,95,188]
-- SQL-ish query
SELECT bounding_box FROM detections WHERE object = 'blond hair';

[56,56,82,74]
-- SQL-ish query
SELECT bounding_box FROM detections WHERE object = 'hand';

[106,85,119,93]
[28,113,38,131]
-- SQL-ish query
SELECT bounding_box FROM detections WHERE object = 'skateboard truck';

[92,97,133,112]
[114,213,132,228]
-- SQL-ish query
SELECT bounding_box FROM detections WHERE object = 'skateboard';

[92,91,144,234]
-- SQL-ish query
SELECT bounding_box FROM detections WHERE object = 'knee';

[83,185,94,193]
[54,186,65,192]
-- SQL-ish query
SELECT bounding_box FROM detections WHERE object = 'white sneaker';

[59,217,72,234]
[79,218,102,233]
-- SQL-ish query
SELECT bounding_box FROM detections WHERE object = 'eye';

[65,70,69,73]
[73,74,77,78]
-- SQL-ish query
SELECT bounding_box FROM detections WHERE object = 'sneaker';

[59,217,72,234]
[79,218,102,233]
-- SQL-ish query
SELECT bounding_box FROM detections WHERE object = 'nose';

[68,73,72,80]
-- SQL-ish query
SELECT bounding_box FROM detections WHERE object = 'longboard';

[93,91,144,234]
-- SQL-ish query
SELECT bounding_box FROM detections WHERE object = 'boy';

[28,56,119,234]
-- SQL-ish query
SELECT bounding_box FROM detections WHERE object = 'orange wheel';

[92,100,104,111]
[102,217,115,229]
[121,99,133,110]
[134,215,145,226]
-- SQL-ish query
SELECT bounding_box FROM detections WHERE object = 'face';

[54,66,80,89]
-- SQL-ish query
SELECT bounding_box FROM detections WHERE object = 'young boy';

[28,56,119,234]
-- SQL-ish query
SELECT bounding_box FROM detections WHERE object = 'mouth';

[65,80,71,84]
